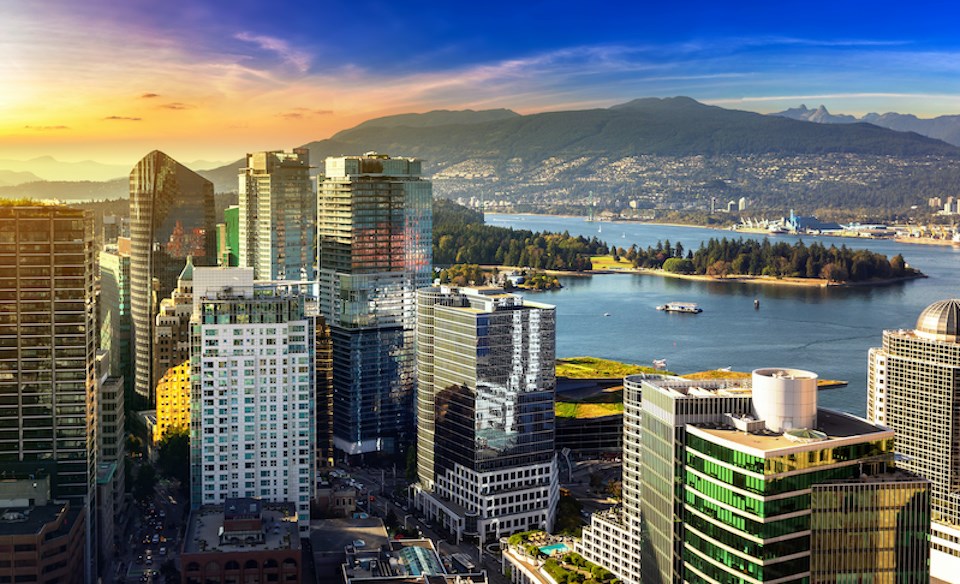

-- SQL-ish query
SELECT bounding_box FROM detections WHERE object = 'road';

[118,474,188,583]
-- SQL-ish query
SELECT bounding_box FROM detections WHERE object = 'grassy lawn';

[590,255,634,271]
[684,369,847,387]
[555,401,624,419]
[556,356,659,379]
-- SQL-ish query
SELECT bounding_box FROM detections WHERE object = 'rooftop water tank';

[751,368,818,433]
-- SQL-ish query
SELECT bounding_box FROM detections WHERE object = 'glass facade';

[130,151,215,402]
[239,149,315,281]
[318,154,431,456]
[0,205,95,503]
[99,245,132,397]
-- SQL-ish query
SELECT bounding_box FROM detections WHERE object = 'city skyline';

[4,1,960,163]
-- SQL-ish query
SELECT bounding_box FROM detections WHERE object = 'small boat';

[754,299,760,310]
[603,312,611,317]
[653,358,667,370]
[656,302,703,314]
[598,224,602,234]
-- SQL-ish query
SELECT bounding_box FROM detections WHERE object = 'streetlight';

[403,514,413,533]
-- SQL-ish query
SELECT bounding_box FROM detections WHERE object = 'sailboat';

[598,223,602,234]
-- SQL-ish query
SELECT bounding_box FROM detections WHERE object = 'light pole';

[403,514,413,533]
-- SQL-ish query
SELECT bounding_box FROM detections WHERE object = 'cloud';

[140,92,159,98]
[235,31,311,73]
[104,115,142,121]
[277,108,333,120]
[160,102,193,110]
[24,125,69,130]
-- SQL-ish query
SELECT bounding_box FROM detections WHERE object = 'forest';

[610,237,914,282]
[433,199,607,271]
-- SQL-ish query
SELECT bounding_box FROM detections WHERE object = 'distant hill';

[0,156,129,181]
[0,170,43,187]
[772,105,960,146]
[0,178,127,201]
[352,108,520,130]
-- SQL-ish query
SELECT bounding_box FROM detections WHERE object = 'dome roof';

[916,299,960,342]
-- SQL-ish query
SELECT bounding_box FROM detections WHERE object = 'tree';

[158,428,190,487]
[405,442,418,481]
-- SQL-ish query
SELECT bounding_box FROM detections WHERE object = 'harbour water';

[488,213,960,416]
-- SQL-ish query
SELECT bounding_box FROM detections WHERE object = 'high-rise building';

[190,268,316,530]
[153,256,194,440]
[868,299,960,580]
[580,369,930,584]
[99,236,132,397]
[317,153,432,457]
[216,205,240,267]
[239,149,316,281]
[130,150,215,403]
[414,286,558,542]
[0,203,98,581]
[94,351,125,570]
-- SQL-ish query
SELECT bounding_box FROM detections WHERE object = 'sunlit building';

[190,268,316,529]
[317,153,432,457]
[580,369,930,584]
[239,149,316,281]
[414,286,558,542]
[153,256,194,441]
[130,150,215,403]
[868,299,960,581]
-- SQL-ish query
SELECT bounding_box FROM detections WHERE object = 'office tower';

[99,236,132,397]
[0,203,97,581]
[190,268,316,530]
[239,149,316,281]
[318,153,432,457]
[580,369,930,584]
[95,351,125,571]
[414,286,558,542]
[130,150,215,403]
[217,205,240,267]
[102,214,128,243]
[868,299,960,580]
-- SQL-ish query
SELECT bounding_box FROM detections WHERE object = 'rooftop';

[183,501,299,555]
[342,539,447,583]
[690,408,891,456]
[0,502,74,538]
[311,517,389,554]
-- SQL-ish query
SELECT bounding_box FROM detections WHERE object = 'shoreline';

[484,264,924,288]
[894,236,960,248]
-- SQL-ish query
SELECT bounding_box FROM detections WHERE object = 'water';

[488,213,960,416]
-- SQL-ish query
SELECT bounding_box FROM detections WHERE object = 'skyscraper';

[154,257,195,440]
[414,286,558,542]
[0,203,97,580]
[99,236,132,397]
[868,299,960,580]
[130,150,215,403]
[190,268,317,530]
[317,153,432,457]
[239,149,316,281]
[580,370,930,584]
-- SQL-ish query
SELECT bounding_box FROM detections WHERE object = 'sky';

[3,0,960,165]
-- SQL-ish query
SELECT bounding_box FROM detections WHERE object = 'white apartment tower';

[189,267,316,530]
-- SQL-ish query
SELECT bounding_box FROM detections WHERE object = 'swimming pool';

[539,543,569,555]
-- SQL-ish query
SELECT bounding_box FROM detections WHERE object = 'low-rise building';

[342,538,487,584]
[181,498,301,584]
[0,475,86,584]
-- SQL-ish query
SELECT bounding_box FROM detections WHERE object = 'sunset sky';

[3,0,960,165]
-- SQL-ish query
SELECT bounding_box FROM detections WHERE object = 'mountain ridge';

[772,104,960,146]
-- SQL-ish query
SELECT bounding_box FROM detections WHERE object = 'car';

[136,555,144,565]
[159,546,167,556]
[159,510,166,518]
[145,557,153,566]
[160,535,167,543]
[152,534,159,544]
[142,536,151,545]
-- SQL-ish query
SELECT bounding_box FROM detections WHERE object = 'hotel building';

[317,153,432,457]
[868,299,960,581]
[414,286,558,542]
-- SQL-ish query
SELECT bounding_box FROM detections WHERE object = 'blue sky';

[3,0,959,162]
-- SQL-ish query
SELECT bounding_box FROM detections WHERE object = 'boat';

[754,298,760,310]
[656,302,703,314]
[598,224,602,234]
[603,312,611,317]
[653,359,667,370]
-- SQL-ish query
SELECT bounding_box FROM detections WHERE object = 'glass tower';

[239,149,316,281]
[99,238,132,398]
[129,150,215,403]
[317,153,431,457]
[414,286,558,542]
[868,299,960,580]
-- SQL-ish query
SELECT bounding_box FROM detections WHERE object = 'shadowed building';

[317,153,431,457]
[129,151,215,403]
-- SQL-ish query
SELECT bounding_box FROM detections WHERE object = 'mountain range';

[3,97,960,211]
[772,104,960,147]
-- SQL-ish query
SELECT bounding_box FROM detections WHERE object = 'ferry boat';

[656,302,703,314]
